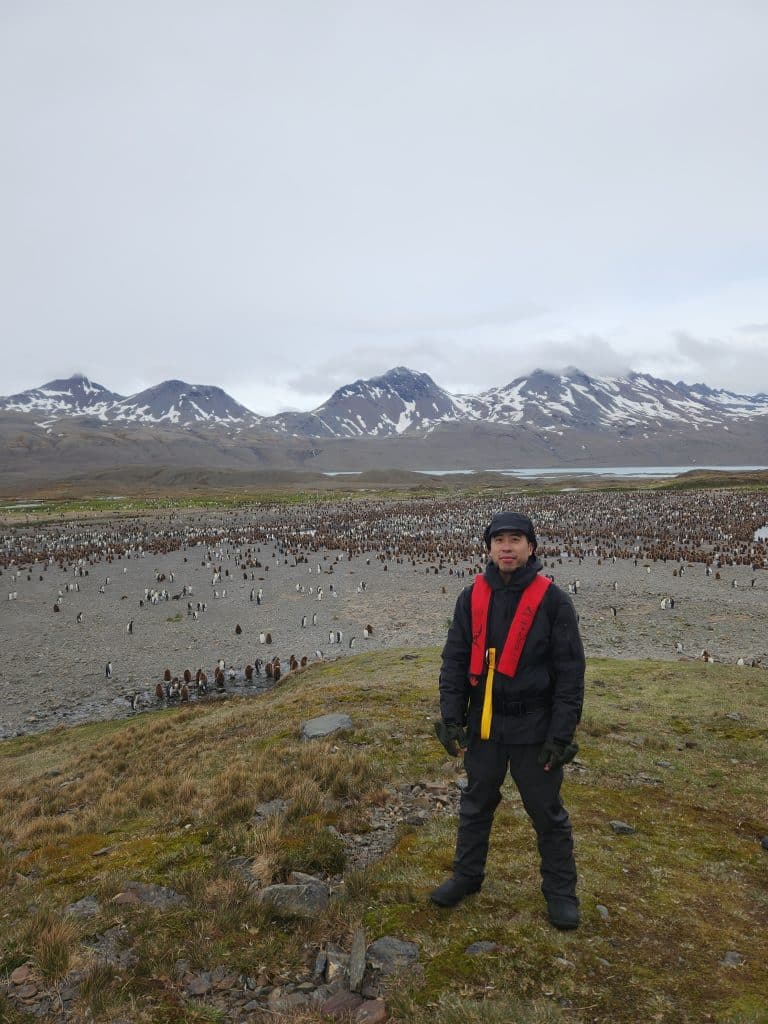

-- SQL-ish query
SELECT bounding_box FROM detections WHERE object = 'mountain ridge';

[3,367,768,491]
[3,366,768,437]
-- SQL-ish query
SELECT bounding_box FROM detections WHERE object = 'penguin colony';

[2,488,768,731]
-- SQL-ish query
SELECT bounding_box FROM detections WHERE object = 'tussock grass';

[1,650,767,1022]
[213,793,255,825]
[77,962,124,1020]
[14,812,76,845]
[32,915,81,982]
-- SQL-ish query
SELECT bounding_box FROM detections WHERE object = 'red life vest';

[469,572,551,684]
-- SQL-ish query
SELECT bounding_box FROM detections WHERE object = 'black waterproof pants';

[453,739,577,901]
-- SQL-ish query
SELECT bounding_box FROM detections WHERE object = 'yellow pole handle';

[480,647,495,740]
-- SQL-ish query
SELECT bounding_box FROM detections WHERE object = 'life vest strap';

[469,573,551,740]
[480,648,496,739]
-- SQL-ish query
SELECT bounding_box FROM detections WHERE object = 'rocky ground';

[1,749,466,1022]
[2,513,767,740]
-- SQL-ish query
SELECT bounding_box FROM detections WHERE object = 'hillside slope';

[1,650,767,1023]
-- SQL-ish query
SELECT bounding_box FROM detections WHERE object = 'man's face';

[489,530,534,573]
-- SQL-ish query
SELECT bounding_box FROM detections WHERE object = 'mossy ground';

[1,651,767,1023]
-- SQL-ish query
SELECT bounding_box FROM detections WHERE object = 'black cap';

[483,511,537,550]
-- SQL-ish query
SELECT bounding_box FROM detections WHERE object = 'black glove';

[538,738,579,771]
[434,721,468,757]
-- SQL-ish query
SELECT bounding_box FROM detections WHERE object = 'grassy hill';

[1,651,767,1023]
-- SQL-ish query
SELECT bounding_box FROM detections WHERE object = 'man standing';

[432,511,585,929]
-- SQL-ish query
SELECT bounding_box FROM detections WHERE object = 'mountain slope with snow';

[2,367,768,438]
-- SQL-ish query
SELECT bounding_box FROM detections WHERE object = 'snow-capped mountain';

[266,366,768,438]
[468,368,768,433]
[268,366,470,438]
[0,375,260,428]
[3,366,768,436]
[109,381,259,427]
[0,375,124,419]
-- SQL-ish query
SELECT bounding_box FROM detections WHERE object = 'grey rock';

[186,973,212,996]
[120,881,187,909]
[301,713,353,740]
[287,870,324,886]
[253,798,289,818]
[349,926,367,992]
[267,988,311,1012]
[64,895,101,918]
[405,810,428,826]
[465,941,498,955]
[367,935,420,974]
[320,990,363,1017]
[761,836,768,851]
[325,943,350,983]
[722,951,744,966]
[313,946,327,978]
[596,904,610,921]
[609,820,636,835]
[260,881,329,918]
[312,950,328,980]
[86,926,137,969]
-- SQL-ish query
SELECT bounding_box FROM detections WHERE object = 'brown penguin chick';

[183,668,192,683]
[155,681,165,700]
[163,668,172,682]
[235,623,242,635]
[245,664,254,681]
[180,683,190,702]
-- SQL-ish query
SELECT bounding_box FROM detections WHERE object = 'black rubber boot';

[546,896,580,930]
[429,875,482,907]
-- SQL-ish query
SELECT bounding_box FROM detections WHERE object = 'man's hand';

[434,721,468,757]
[538,738,579,772]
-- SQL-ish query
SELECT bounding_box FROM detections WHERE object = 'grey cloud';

[670,331,768,393]
[514,336,634,381]
[3,3,768,410]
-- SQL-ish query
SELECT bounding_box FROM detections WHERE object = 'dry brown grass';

[76,961,123,1020]
[14,813,76,845]
[176,778,199,805]
[244,816,287,885]
[31,916,81,983]
[284,776,325,819]
[214,793,256,825]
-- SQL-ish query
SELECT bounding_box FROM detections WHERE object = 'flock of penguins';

[3,486,768,720]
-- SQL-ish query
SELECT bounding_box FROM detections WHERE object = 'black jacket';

[439,557,585,744]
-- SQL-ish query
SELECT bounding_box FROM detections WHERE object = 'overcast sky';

[2,1,767,414]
